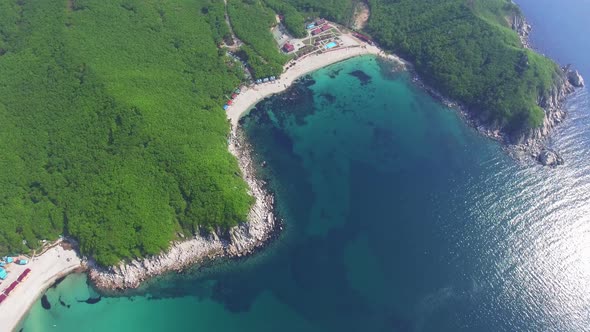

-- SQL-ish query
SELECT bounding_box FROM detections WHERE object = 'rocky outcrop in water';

[565,65,585,87]
[537,149,564,167]
[89,128,278,290]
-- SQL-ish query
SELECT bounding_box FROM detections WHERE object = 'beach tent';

[223,105,229,110]
[17,269,31,282]
[16,259,28,265]
[234,88,241,94]
[5,281,18,295]
[0,268,7,280]
[231,93,238,99]
[227,100,233,106]
[4,257,13,264]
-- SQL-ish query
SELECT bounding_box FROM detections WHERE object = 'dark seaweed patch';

[319,93,336,103]
[348,70,372,85]
[41,294,51,310]
[328,68,343,78]
[78,296,102,304]
[58,296,71,308]
[301,76,316,87]
[211,280,254,313]
[51,276,66,289]
[271,128,294,152]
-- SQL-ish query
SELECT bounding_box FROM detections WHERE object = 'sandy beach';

[0,242,82,332]
[226,33,403,128]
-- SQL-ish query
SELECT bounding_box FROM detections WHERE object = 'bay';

[20,6,590,329]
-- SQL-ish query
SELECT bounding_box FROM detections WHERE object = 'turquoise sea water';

[21,14,590,331]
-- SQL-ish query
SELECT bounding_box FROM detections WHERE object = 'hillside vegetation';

[227,0,288,78]
[287,0,356,24]
[365,0,562,132]
[0,0,252,266]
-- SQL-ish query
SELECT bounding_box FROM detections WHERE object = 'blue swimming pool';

[325,42,337,49]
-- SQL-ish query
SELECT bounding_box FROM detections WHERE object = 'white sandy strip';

[226,35,401,128]
[1,245,82,332]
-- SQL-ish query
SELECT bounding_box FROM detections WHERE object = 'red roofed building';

[321,25,331,32]
[311,28,322,35]
[353,32,373,45]
[283,42,295,53]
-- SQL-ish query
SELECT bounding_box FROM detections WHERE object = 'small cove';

[21,53,590,331]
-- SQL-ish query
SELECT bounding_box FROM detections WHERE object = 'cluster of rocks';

[537,149,564,167]
[89,128,278,290]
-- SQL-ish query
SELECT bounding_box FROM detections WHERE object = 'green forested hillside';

[228,0,287,78]
[366,0,561,132]
[287,0,355,23]
[263,0,307,38]
[0,0,252,265]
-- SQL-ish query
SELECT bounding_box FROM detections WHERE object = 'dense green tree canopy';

[227,0,288,78]
[263,0,307,38]
[0,0,252,266]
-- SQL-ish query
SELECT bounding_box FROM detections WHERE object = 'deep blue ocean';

[20,3,590,331]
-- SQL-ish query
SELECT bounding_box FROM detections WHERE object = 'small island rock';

[565,66,585,87]
[537,149,564,167]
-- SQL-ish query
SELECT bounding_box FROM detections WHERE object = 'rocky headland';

[88,128,278,290]
[412,11,584,167]
[508,14,584,166]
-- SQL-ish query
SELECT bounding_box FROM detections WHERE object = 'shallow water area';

[20,52,590,331]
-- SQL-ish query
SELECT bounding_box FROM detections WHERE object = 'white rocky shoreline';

[88,128,279,290]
